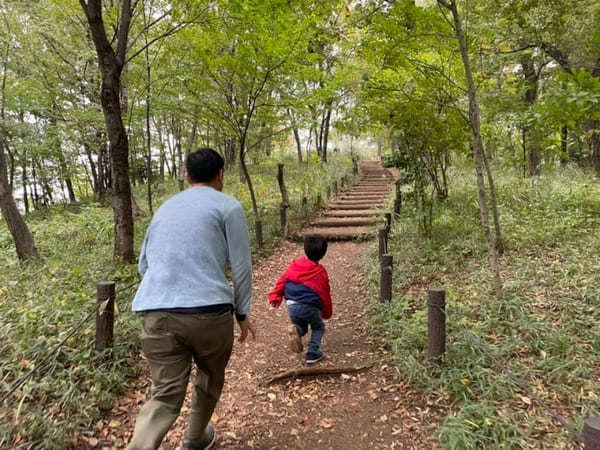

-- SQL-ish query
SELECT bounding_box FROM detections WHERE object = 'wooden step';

[293,226,376,241]
[311,217,377,227]
[324,210,380,217]
[340,194,388,200]
[328,203,381,210]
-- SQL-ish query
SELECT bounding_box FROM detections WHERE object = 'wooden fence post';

[394,179,402,214]
[385,212,392,233]
[302,196,308,218]
[255,220,263,249]
[327,186,331,200]
[96,281,115,353]
[333,181,338,197]
[378,228,388,261]
[317,193,322,207]
[428,289,446,360]
[380,254,393,302]
[585,417,600,449]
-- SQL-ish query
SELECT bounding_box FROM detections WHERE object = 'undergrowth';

[366,164,600,449]
[0,153,352,448]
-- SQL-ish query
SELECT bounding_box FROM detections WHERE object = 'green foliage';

[366,164,600,448]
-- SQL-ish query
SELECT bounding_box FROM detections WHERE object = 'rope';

[0,301,100,404]
[428,303,584,443]
[1,279,140,405]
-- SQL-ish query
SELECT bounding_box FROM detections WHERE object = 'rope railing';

[377,199,599,447]
[429,299,585,444]
[0,279,140,406]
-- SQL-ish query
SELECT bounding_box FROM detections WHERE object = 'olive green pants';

[127,311,234,450]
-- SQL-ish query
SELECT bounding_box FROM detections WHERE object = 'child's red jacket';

[268,256,332,319]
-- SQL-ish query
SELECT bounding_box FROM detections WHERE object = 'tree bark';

[80,0,135,263]
[277,163,290,237]
[519,54,541,176]
[21,156,29,214]
[481,145,505,254]
[439,0,503,299]
[287,108,303,163]
[560,125,569,165]
[591,121,600,176]
[0,32,37,260]
[0,139,37,260]
[321,101,332,163]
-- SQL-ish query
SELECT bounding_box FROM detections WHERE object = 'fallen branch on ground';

[265,364,373,385]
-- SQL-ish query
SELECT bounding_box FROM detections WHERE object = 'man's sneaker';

[182,423,216,449]
[288,325,303,353]
[305,351,324,364]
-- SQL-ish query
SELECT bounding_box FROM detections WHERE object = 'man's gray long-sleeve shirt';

[131,186,252,317]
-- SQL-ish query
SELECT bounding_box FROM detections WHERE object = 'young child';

[268,235,332,364]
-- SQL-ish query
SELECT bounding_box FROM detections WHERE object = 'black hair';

[304,234,328,262]
[186,148,225,183]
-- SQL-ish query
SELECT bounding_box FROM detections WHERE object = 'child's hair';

[304,234,328,262]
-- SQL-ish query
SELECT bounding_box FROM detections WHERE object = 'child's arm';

[320,270,333,320]
[268,269,288,307]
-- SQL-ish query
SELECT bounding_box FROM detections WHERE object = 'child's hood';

[287,256,324,282]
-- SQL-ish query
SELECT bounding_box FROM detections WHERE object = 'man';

[128,148,255,450]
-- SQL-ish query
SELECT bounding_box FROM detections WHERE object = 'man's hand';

[237,317,256,343]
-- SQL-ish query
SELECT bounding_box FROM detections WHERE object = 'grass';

[0,152,353,448]
[366,163,600,449]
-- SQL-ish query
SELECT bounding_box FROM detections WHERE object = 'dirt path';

[80,162,443,449]
[84,241,441,449]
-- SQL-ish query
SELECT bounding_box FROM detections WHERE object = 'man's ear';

[218,169,224,182]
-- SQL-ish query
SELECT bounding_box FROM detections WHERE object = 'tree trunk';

[80,0,135,263]
[321,102,332,163]
[31,160,39,208]
[560,125,569,165]
[287,108,303,163]
[520,53,541,176]
[144,33,153,215]
[21,156,29,214]
[590,120,600,176]
[102,71,134,262]
[277,163,290,236]
[440,0,502,299]
[0,139,37,260]
[239,132,261,248]
[84,141,100,195]
[481,145,505,254]
[57,151,76,203]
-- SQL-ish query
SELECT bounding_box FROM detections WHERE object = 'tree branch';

[265,364,373,385]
